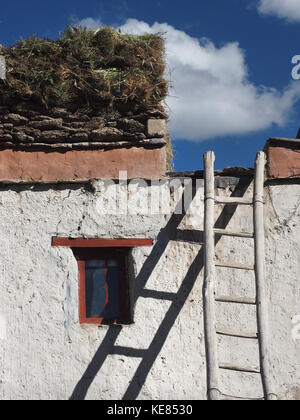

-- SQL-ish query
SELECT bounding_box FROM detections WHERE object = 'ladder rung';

[214,229,254,238]
[215,296,256,305]
[214,197,253,206]
[216,328,258,339]
[215,261,255,270]
[219,363,261,374]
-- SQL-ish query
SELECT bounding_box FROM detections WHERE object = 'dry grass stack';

[0,26,173,168]
[0,26,168,110]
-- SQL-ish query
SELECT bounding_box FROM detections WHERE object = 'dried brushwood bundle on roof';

[0,26,168,112]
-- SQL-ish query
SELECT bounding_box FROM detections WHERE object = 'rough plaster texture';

[0,177,299,400]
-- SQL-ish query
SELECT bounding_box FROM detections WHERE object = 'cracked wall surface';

[0,178,299,400]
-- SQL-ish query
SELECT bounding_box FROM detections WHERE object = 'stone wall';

[0,103,167,149]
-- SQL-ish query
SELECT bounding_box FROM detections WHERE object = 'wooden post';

[254,151,277,401]
[203,151,220,400]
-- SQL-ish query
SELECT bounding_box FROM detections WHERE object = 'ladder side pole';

[254,151,277,401]
[203,151,220,400]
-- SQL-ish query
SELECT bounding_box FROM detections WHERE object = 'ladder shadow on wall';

[69,176,252,400]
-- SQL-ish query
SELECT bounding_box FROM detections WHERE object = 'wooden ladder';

[203,151,277,401]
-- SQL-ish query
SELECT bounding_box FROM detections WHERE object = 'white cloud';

[77,17,300,141]
[74,17,103,29]
[257,0,300,22]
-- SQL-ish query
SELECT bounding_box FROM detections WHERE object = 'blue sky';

[1,0,300,170]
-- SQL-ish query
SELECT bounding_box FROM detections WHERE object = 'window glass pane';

[103,265,119,318]
[85,259,119,319]
[107,259,118,267]
[86,260,106,269]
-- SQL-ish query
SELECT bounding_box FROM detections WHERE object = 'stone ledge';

[0,138,166,151]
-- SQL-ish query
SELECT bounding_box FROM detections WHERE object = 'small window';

[73,248,132,325]
[52,238,153,326]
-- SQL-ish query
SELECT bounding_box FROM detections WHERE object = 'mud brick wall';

[0,102,168,181]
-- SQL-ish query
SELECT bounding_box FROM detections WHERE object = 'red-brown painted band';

[0,147,166,182]
[266,142,300,179]
[52,237,153,247]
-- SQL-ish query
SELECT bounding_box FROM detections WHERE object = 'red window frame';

[52,238,153,325]
[75,248,129,325]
